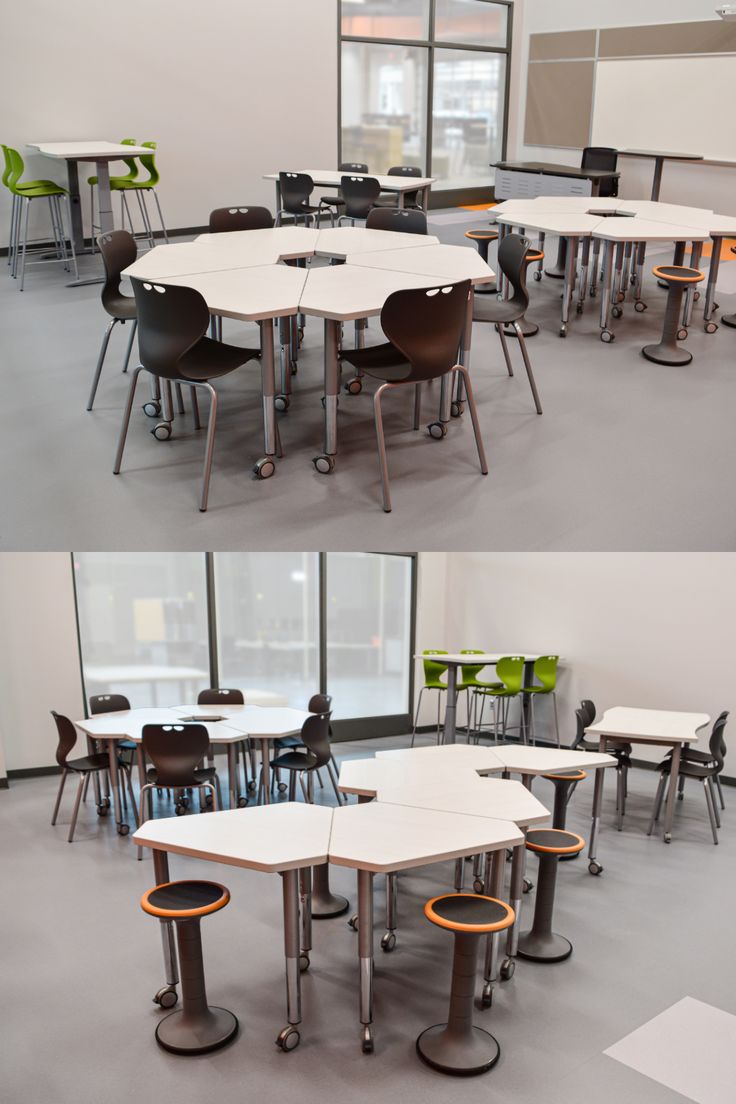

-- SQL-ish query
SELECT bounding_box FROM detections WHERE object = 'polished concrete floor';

[1,218,735,550]
[1,733,734,1104]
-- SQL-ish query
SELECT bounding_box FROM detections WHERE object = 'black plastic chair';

[581,146,619,198]
[89,692,137,810]
[572,700,632,830]
[87,230,138,411]
[339,280,486,512]
[472,234,543,415]
[667,709,729,811]
[338,175,381,225]
[51,711,135,842]
[138,724,222,828]
[208,206,274,233]
[273,693,344,803]
[319,162,368,222]
[276,172,323,227]
[197,687,254,797]
[375,165,423,209]
[648,713,728,844]
[366,207,427,235]
[265,710,332,802]
[113,279,261,511]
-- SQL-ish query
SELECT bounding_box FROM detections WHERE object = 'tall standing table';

[618,151,704,201]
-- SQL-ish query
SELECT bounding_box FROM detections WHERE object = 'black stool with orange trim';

[642,265,704,365]
[464,229,498,294]
[417,893,515,1076]
[141,880,238,1055]
[517,829,584,963]
[542,768,587,861]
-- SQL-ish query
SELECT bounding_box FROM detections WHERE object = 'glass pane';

[74,553,209,708]
[341,0,430,41]
[341,41,428,174]
[326,554,412,720]
[435,0,507,46]
[431,47,506,191]
[214,553,319,710]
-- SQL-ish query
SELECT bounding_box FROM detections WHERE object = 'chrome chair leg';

[326,760,343,805]
[113,366,143,474]
[457,365,488,475]
[708,777,721,829]
[122,319,137,374]
[51,768,69,825]
[495,323,514,376]
[373,382,392,512]
[410,686,426,747]
[552,692,560,747]
[513,323,543,414]
[68,773,86,843]
[87,318,119,410]
[647,772,667,835]
[199,383,218,512]
[703,779,719,844]
[715,774,726,811]
[152,189,168,243]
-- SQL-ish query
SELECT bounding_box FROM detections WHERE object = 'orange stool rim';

[542,769,587,783]
[526,829,585,856]
[525,250,544,262]
[464,229,498,241]
[651,265,704,284]
[424,893,515,933]
[141,879,230,919]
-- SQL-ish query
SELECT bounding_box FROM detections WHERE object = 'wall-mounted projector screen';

[590,56,736,161]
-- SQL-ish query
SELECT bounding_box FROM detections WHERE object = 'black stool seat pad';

[652,265,704,283]
[142,880,229,918]
[67,753,110,773]
[270,749,319,771]
[178,336,260,382]
[426,893,514,932]
[526,828,585,854]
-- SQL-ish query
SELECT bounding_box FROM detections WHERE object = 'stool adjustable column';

[417,894,514,1076]
[642,265,704,366]
[141,880,238,1055]
[464,230,498,294]
[517,829,584,963]
[542,769,587,861]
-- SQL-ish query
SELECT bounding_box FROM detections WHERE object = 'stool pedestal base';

[416,1023,500,1076]
[155,1006,238,1055]
[722,314,736,328]
[311,863,349,918]
[517,930,572,963]
[642,342,692,366]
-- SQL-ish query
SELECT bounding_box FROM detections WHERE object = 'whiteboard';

[590,56,736,161]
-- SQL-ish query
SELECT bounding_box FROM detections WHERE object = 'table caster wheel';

[533,270,542,282]
[473,878,484,894]
[676,328,688,341]
[611,306,623,319]
[427,421,446,440]
[615,291,625,304]
[142,400,161,418]
[704,322,718,334]
[588,860,603,875]
[154,986,178,1009]
[576,302,584,314]
[348,914,359,931]
[96,801,109,816]
[237,796,249,808]
[278,781,288,794]
[480,982,493,1009]
[600,329,614,343]
[248,781,257,793]
[175,803,186,816]
[634,300,647,312]
[664,833,672,844]
[313,454,335,474]
[589,288,597,298]
[276,1026,300,1051]
[381,932,396,953]
[362,1026,374,1054]
[345,377,362,395]
[274,395,289,412]
[450,400,464,418]
[523,878,533,894]
[151,422,171,441]
[559,326,567,337]
[299,952,310,972]
[117,823,130,836]
[500,958,515,981]
[253,457,275,479]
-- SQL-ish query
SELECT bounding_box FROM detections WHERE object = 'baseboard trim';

[0,777,8,789]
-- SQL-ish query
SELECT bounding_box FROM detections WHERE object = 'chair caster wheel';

[576,303,584,314]
[237,796,249,808]
[253,457,275,479]
[96,801,109,816]
[345,378,362,395]
[533,270,542,282]
[473,878,484,894]
[117,823,130,836]
[615,292,625,304]
[348,914,359,931]
[151,422,171,441]
[589,288,597,298]
[523,878,533,894]
[480,982,493,1009]
[600,329,614,343]
[299,952,310,972]
[588,860,603,875]
[142,400,161,418]
[611,306,623,319]
[274,395,289,412]
[362,1026,374,1053]
[154,986,178,1009]
[704,322,718,334]
[427,421,446,440]
[450,400,464,418]
[676,328,688,341]
[175,803,186,816]
[664,832,672,844]
[278,782,288,793]
[381,932,396,953]
[313,454,335,474]
[559,326,567,337]
[276,1026,300,1051]
[634,300,647,312]
[500,958,515,981]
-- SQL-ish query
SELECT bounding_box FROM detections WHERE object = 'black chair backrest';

[198,688,245,706]
[366,207,427,235]
[51,711,78,767]
[709,712,729,770]
[581,147,618,197]
[130,278,210,380]
[379,280,470,383]
[208,206,273,233]
[572,701,596,750]
[90,693,131,715]
[341,175,381,219]
[339,162,369,173]
[299,712,332,769]
[279,172,314,213]
[387,165,422,206]
[580,699,596,727]
[497,234,532,314]
[142,724,210,787]
[308,693,332,714]
[97,230,136,317]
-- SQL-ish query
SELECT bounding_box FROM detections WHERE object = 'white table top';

[75,708,245,744]
[620,150,703,161]
[377,775,550,828]
[493,745,617,776]
[299,264,442,322]
[123,241,286,279]
[496,212,603,235]
[337,756,483,798]
[133,802,333,872]
[592,217,710,242]
[415,652,553,665]
[314,226,439,259]
[158,265,308,321]
[375,743,505,773]
[193,226,319,260]
[28,141,152,160]
[345,243,495,286]
[585,707,710,744]
[171,703,309,740]
[264,168,435,191]
[328,801,522,873]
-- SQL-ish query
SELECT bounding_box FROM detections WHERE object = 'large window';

[339,0,512,203]
[73,553,416,736]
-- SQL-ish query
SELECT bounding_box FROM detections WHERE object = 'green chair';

[411,651,449,748]
[110,141,168,247]
[3,146,77,290]
[458,650,502,738]
[472,656,526,744]
[522,655,560,747]
[3,144,60,272]
[88,137,139,248]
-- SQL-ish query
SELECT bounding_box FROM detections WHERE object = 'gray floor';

[2,733,734,1104]
[1,216,735,551]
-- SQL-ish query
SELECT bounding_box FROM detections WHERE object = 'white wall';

[2,0,339,249]
[0,554,85,774]
[438,553,735,762]
[509,0,736,214]
[413,553,449,727]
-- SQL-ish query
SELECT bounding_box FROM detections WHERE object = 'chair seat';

[542,769,587,783]
[88,174,135,186]
[146,766,217,785]
[13,184,66,198]
[339,341,412,381]
[141,880,229,919]
[283,203,321,216]
[523,685,555,695]
[274,736,303,749]
[320,196,345,208]
[425,893,515,933]
[373,196,421,210]
[270,750,319,771]
[465,229,498,242]
[475,686,517,698]
[651,265,704,285]
[105,293,137,322]
[656,758,717,780]
[177,336,260,382]
[472,296,525,325]
[666,747,713,764]
[526,828,585,855]
[66,753,110,773]
[16,179,60,192]
[110,179,157,192]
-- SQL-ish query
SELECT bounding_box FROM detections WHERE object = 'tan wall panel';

[524,61,594,148]
[600,21,736,57]
[529,30,597,61]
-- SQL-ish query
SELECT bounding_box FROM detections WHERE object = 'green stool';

[111,140,168,247]
[4,146,77,290]
[522,655,560,747]
[2,144,59,272]
[473,656,526,743]
[411,650,449,747]
[459,650,502,739]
